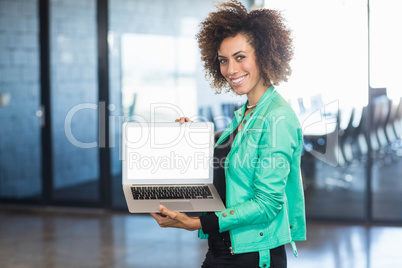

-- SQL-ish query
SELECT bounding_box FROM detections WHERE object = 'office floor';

[0,207,402,268]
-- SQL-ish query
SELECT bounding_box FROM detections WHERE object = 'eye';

[219,58,228,64]
[236,55,245,60]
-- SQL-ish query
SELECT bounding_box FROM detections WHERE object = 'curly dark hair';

[197,0,293,93]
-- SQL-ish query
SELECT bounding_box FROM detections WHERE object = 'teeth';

[232,76,245,84]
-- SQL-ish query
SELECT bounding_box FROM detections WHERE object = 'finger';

[150,212,162,217]
[149,213,164,221]
[160,205,185,221]
[175,119,179,122]
[151,209,180,228]
[159,205,174,217]
[180,117,185,124]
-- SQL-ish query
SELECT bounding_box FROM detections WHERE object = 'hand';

[150,205,202,231]
[175,117,193,124]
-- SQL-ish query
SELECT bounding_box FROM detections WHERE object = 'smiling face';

[218,33,266,103]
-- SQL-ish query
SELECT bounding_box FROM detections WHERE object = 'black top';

[199,127,238,237]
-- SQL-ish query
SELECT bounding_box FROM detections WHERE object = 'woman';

[150,1,306,267]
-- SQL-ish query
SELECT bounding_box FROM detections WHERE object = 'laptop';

[122,121,226,213]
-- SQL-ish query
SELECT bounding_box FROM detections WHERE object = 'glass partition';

[370,0,402,221]
[50,0,100,203]
[2,0,400,221]
[266,0,369,220]
[108,0,250,209]
[0,0,42,201]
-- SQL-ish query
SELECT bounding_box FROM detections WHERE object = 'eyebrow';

[218,51,246,58]
[232,51,246,56]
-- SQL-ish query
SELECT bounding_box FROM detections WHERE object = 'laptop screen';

[122,122,214,185]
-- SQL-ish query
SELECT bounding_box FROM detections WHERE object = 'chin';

[232,87,248,96]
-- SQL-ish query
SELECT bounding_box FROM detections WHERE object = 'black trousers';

[201,234,287,268]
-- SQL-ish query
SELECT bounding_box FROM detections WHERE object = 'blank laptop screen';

[123,123,213,183]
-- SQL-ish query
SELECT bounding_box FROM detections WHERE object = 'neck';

[246,86,268,107]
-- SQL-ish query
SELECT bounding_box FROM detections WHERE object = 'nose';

[227,60,238,77]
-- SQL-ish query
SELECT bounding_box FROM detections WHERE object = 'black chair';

[310,94,325,110]
[369,97,385,153]
[303,109,361,191]
[303,109,345,168]
[351,105,370,160]
[383,97,402,161]
[338,107,356,165]
[297,97,306,114]
[393,97,402,140]
[370,96,395,165]
[375,96,391,149]
[384,98,400,144]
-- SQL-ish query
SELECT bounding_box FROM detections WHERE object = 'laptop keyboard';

[131,186,213,200]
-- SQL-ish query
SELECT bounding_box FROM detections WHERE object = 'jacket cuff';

[199,213,220,236]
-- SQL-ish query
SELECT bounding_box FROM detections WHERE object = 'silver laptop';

[122,121,226,213]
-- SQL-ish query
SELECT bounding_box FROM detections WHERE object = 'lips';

[230,74,247,86]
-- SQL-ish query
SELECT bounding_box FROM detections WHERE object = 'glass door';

[108,0,251,209]
[370,0,402,221]
[0,0,42,201]
[49,0,100,204]
[266,0,369,220]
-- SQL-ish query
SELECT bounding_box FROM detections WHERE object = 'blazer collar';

[215,86,277,147]
[233,85,276,120]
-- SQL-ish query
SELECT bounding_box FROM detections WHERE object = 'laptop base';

[123,184,226,213]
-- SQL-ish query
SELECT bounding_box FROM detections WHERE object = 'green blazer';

[199,86,306,268]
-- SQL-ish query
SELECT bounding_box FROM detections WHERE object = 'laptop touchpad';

[160,201,193,211]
